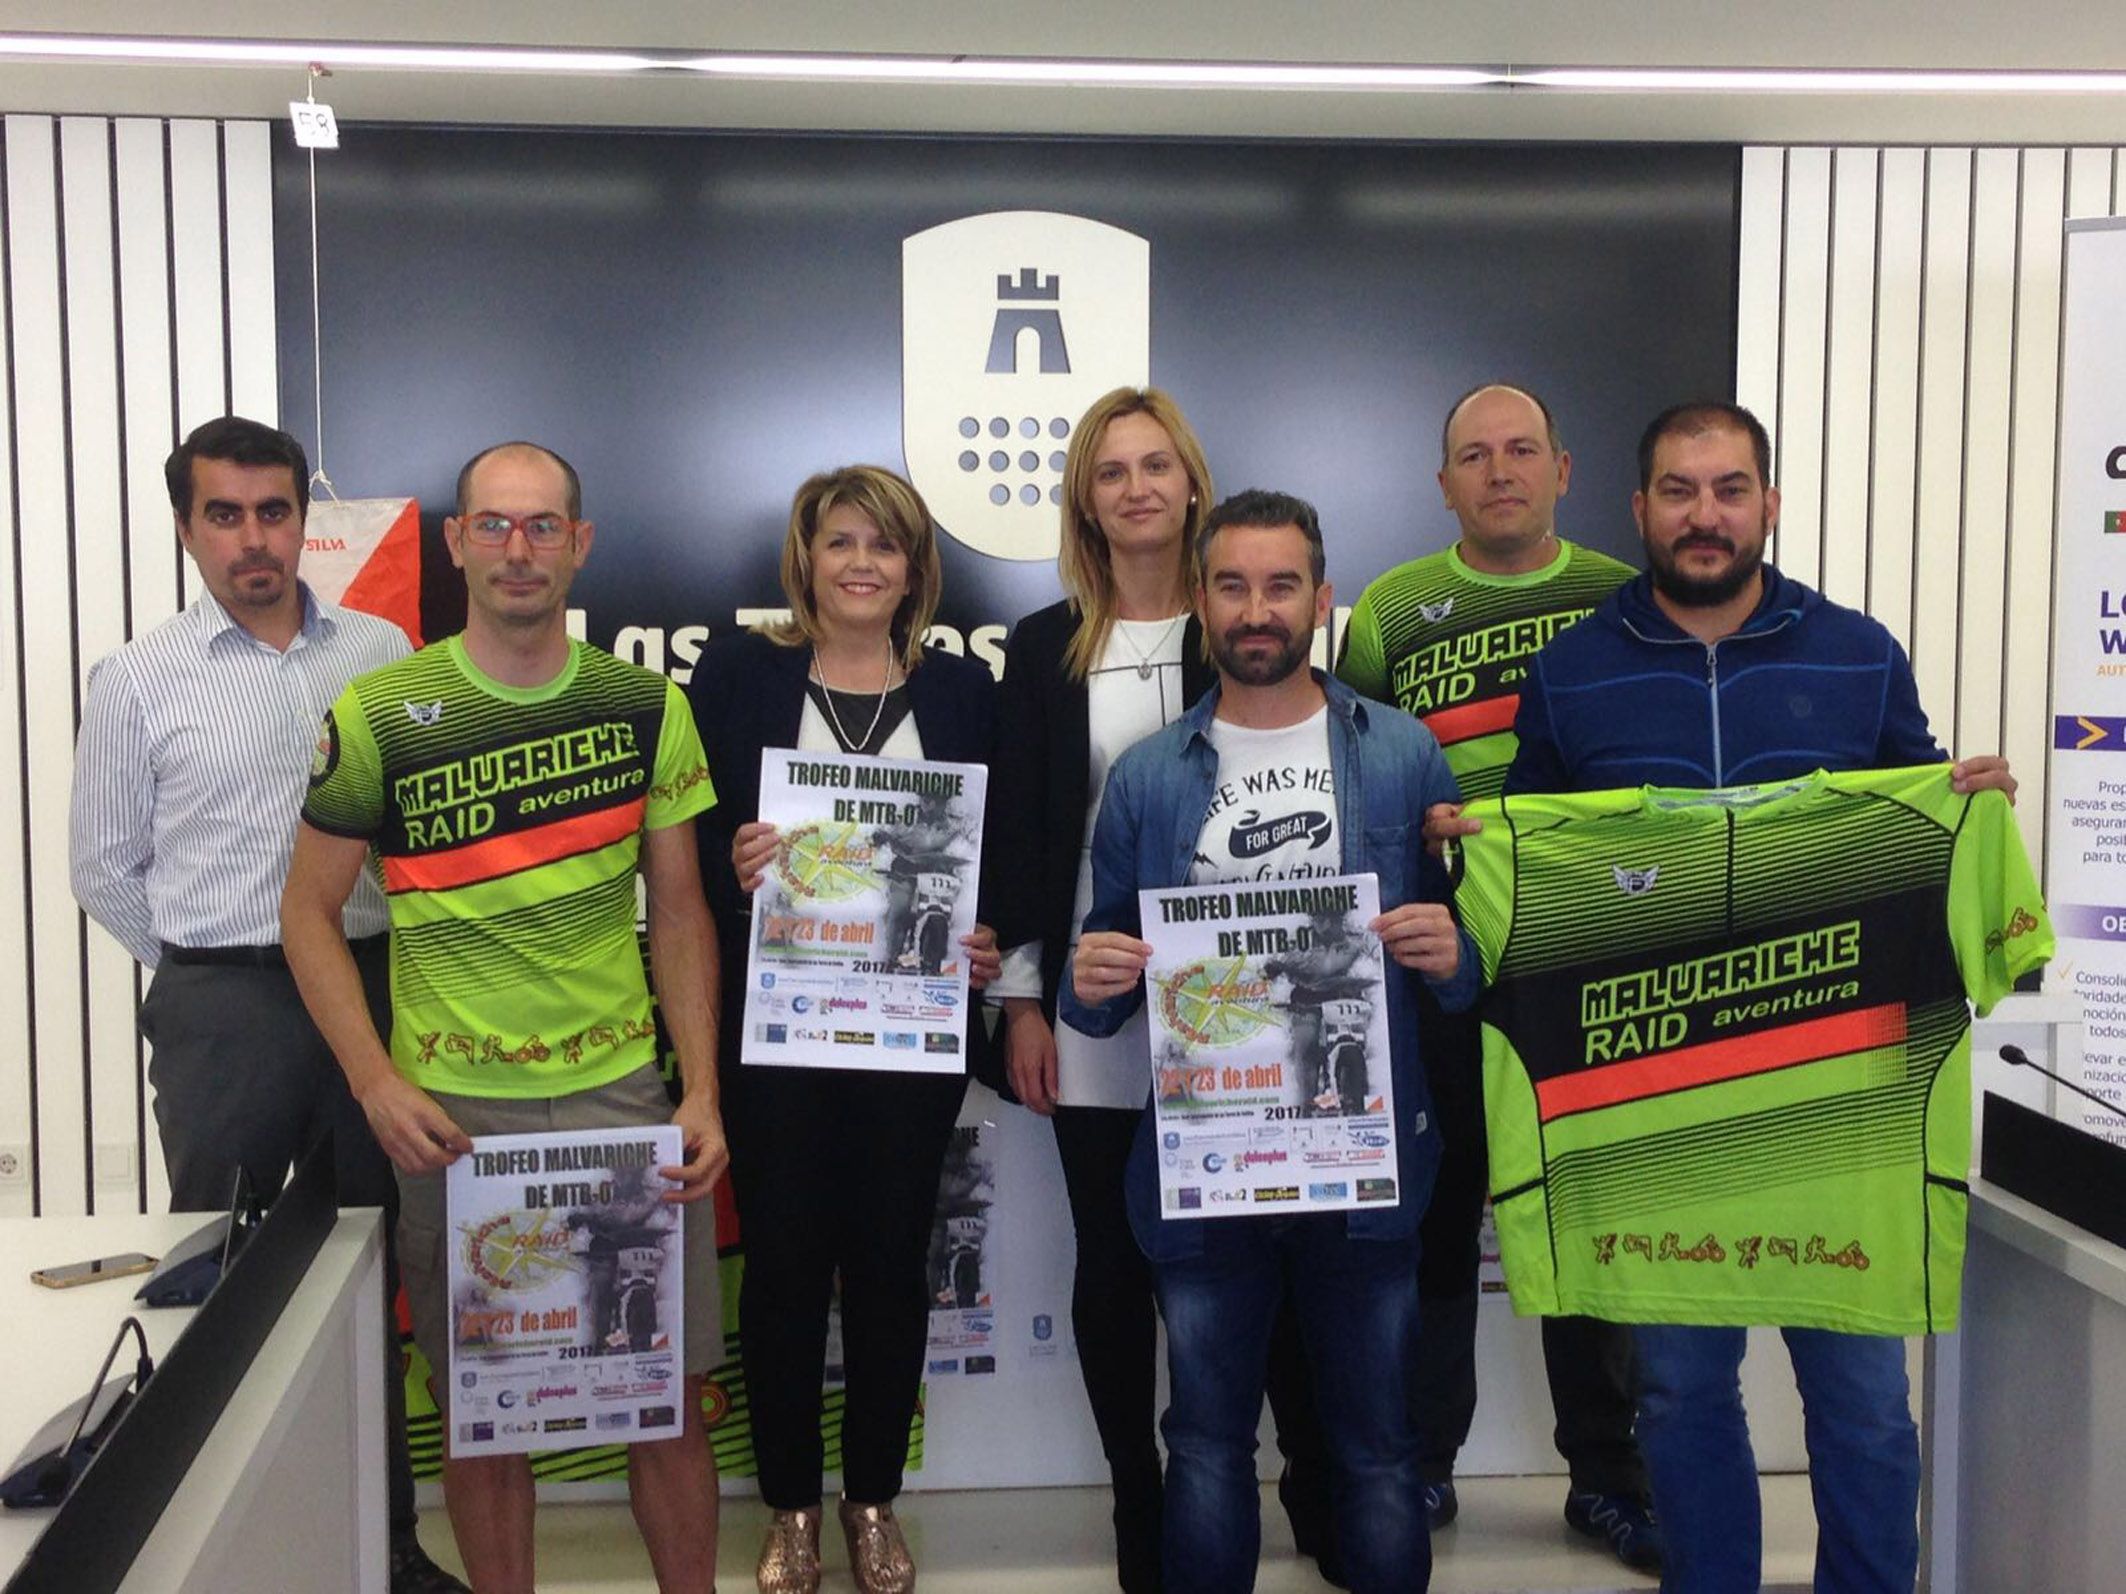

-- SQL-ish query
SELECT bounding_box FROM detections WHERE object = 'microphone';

[3,1316,155,1508]
[136,1163,264,1307]
[1997,1044,2126,1124]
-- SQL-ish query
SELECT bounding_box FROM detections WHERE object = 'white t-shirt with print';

[1191,706,1342,885]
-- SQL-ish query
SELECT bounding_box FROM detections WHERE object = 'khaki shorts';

[397,1064,724,1384]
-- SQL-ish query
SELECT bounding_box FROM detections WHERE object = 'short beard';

[1647,537,1764,609]
[1213,625,1312,687]
[225,558,287,607]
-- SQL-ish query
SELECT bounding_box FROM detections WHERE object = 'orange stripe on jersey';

[1535,1002,1908,1123]
[1424,693,1518,747]
[383,798,647,893]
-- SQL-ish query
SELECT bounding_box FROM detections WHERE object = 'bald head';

[1436,383,1573,572]
[455,441,582,521]
[1439,383,1561,468]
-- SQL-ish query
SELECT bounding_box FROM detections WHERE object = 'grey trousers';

[139,937,418,1538]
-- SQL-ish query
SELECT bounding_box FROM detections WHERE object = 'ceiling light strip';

[679,55,1499,88]
[1522,67,2126,94]
[0,36,661,73]
[3,37,2125,95]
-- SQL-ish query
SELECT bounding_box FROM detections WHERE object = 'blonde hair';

[1057,388,1214,681]
[757,465,943,675]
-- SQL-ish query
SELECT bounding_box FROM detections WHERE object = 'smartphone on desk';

[30,1252,157,1289]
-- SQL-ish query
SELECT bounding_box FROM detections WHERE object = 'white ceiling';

[4,1,2126,145]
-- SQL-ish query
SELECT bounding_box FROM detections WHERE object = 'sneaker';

[1564,1489,1663,1574]
[389,1537,471,1594]
[1424,1479,1459,1532]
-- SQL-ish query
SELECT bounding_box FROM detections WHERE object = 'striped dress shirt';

[69,583,412,967]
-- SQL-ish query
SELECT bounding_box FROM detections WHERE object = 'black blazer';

[687,629,999,1077]
[984,599,1215,1024]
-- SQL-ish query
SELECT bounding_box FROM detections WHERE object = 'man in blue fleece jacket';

[1440,401,2015,1594]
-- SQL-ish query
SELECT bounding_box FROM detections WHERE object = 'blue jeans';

[1636,1324,1918,1594]
[1153,1215,1428,1594]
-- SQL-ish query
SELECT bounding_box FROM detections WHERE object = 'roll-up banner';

[2046,216,2126,1144]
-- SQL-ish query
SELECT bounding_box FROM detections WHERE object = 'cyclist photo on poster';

[1139,873,1398,1219]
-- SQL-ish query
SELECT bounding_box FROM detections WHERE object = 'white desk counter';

[0,1209,386,1592]
[1924,1179,2126,1594]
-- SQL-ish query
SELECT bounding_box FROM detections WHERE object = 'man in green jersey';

[1338,384,1656,1570]
[283,442,726,1594]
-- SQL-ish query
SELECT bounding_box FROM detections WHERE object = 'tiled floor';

[416,1472,1817,1591]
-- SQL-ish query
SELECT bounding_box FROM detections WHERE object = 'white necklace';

[811,638,896,752]
[1117,613,1184,681]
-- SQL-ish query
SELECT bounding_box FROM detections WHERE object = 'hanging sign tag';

[289,101,340,149]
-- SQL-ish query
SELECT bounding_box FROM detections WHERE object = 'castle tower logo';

[902,211,1150,562]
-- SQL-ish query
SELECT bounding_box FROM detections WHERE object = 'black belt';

[163,933,387,969]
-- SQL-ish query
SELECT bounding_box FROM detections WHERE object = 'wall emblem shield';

[902,211,1150,562]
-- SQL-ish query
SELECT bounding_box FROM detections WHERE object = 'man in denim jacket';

[1064,489,1476,1594]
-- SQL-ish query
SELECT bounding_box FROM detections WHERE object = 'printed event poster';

[744,747,987,1073]
[926,1122,998,1376]
[1140,873,1399,1218]
[446,1125,685,1458]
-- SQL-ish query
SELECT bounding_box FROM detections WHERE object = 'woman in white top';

[985,390,1335,1590]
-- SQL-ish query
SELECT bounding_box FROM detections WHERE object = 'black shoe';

[1424,1478,1459,1532]
[1277,1461,1348,1589]
[1563,1488,1664,1575]
[391,1536,471,1594]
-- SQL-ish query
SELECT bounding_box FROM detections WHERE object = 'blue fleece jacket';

[1505,566,1943,794]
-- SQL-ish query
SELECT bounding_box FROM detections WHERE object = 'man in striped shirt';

[68,415,464,1594]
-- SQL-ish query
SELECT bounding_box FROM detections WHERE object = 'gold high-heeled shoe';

[837,1495,916,1594]
[756,1504,822,1594]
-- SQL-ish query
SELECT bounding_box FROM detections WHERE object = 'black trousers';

[729,1062,966,1508]
[1410,991,1648,1496]
[139,938,419,1536]
[1054,1108,1162,1477]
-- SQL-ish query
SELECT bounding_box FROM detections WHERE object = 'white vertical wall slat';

[58,116,135,1214]
[1819,148,1880,609]
[5,117,88,1215]
[1867,149,1926,653]
[1954,149,2021,761]
[1772,149,1832,587]
[1734,147,1788,428]
[2063,148,2113,219]
[0,116,270,1214]
[111,117,178,1211]
[0,121,33,1217]
[166,120,227,616]
[115,120,179,644]
[1909,148,1975,729]
[2002,151,2067,869]
[222,121,276,425]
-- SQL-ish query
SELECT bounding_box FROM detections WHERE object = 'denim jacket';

[1059,670,1478,1262]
